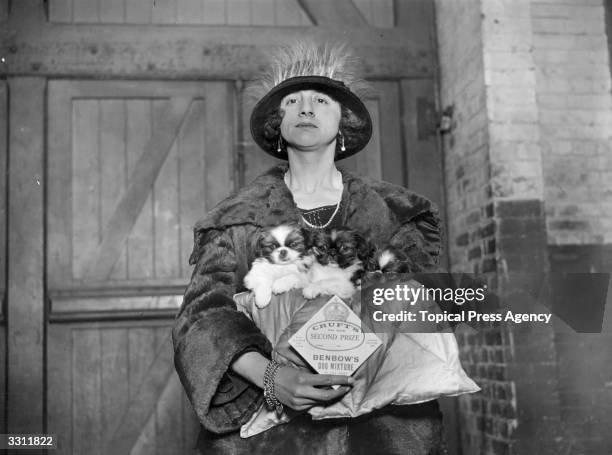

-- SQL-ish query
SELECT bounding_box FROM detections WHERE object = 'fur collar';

[190,164,439,264]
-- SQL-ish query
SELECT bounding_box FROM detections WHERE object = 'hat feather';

[249,39,371,102]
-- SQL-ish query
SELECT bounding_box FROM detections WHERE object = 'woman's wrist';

[230,351,269,389]
[263,359,284,415]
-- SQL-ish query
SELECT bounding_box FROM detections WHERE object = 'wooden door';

[46,80,234,454]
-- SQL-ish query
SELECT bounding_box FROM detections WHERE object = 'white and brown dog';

[244,223,312,308]
[302,227,375,300]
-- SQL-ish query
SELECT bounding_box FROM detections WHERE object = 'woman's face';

[279,90,341,152]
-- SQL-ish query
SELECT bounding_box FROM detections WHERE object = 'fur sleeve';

[172,228,271,434]
[387,210,442,272]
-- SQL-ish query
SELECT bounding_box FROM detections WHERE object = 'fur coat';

[173,163,445,454]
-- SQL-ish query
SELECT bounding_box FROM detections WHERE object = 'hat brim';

[250,76,372,161]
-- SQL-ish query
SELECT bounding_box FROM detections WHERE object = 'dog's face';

[306,227,375,268]
[255,224,307,264]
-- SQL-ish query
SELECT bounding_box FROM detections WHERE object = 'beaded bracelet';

[263,360,284,416]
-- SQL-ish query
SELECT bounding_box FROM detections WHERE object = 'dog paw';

[253,288,272,308]
[335,283,357,299]
[302,285,321,300]
[243,273,255,291]
[272,275,303,294]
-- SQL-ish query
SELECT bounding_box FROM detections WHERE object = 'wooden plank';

[49,0,72,22]
[371,0,394,28]
[177,99,206,277]
[154,329,182,455]
[352,0,373,25]
[73,0,100,22]
[0,82,6,306]
[251,0,275,25]
[48,81,74,288]
[127,99,155,280]
[100,99,128,280]
[7,0,45,23]
[1,25,433,78]
[49,310,178,323]
[81,97,192,280]
[72,99,101,279]
[73,329,102,455]
[51,295,182,316]
[104,329,175,453]
[50,80,212,99]
[101,329,129,434]
[297,0,366,25]
[152,0,177,24]
[100,0,126,23]
[377,81,402,185]
[7,77,45,434]
[400,79,444,207]
[241,81,282,187]
[341,96,382,179]
[204,82,234,209]
[203,0,226,24]
[276,0,306,26]
[153,99,180,279]
[126,0,151,23]
[47,325,73,454]
[227,0,250,24]
[177,0,203,24]
[296,1,312,25]
[125,327,157,455]
[154,375,185,454]
[49,278,188,296]
[606,0,612,84]
[0,1,7,21]
[130,327,170,454]
[395,0,434,38]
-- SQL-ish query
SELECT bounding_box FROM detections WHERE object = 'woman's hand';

[230,351,353,411]
[274,367,353,411]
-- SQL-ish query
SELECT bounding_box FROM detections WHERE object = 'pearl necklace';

[284,170,342,229]
[300,201,341,229]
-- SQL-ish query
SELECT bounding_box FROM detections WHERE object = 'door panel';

[47,321,199,455]
[46,80,234,452]
[48,80,235,290]
[49,0,312,25]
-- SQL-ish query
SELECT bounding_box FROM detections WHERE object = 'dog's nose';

[279,248,288,258]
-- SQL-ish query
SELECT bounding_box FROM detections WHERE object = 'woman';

[173,42,445,454]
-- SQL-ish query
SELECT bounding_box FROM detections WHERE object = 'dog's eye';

[340,246,353,253]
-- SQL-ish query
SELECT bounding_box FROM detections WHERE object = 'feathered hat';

[249,40,373,160]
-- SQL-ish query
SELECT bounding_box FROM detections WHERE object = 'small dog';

[302,227,376,300]
[244,224,312,308]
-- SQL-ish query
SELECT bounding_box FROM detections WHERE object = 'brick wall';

[436,1,516,453]
[532,0,612,245]
[435,0,612,454]
[533,1,612,454]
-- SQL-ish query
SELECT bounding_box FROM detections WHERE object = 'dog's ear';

[303,228,320,252]
[355,232,377,263]
[250,229,267,258]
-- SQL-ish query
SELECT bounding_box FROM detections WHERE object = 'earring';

[277,136,283,153]
[339,131,346,152]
